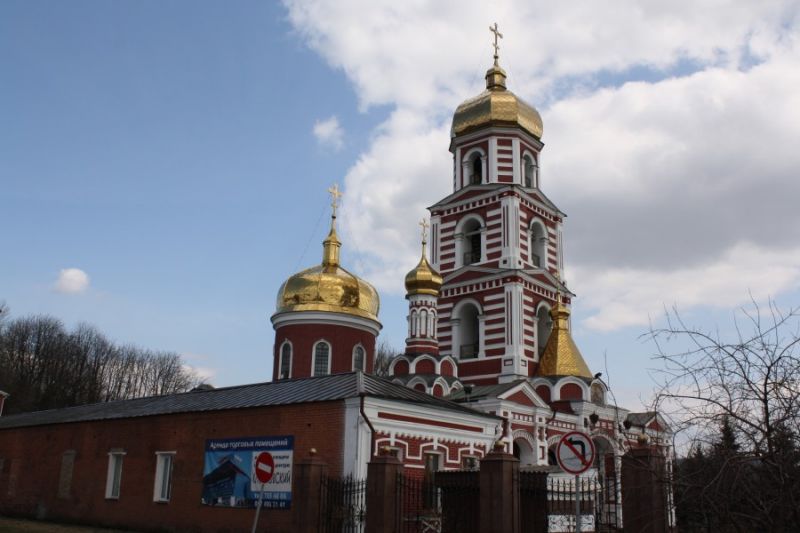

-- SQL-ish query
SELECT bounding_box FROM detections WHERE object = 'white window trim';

[311,340,332,377]
[153,451,176,503]
[105,450,126,500]
[352,344,366,372]
[279,340,293,379]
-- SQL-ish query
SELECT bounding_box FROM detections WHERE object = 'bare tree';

[373,339,400,377]
[648,299,800,531]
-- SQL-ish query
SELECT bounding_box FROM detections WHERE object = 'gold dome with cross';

[451,23,543,140]
[274,184,380,322]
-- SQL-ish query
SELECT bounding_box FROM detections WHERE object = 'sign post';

[555,431,595,533]
[251,451,275,533]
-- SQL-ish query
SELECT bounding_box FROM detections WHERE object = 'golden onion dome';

[537,297,592,379]
[404,241,442,297]
[451,62,543,140]
[274,216,380,322]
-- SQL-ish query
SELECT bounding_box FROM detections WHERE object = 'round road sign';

[556,431,595,475]
[254,452,275,484]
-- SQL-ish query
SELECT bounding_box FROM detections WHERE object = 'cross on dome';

[419,218,429,245]
[328,183,343,217]
[489,22,503,65]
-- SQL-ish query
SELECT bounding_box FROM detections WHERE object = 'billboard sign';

[201,435,293,509]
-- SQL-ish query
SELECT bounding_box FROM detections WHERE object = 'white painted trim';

[278,340,293,379]
[152,451,175,503]
[272,311,381,336]
[105,450,126,499]
[352,344,366,372]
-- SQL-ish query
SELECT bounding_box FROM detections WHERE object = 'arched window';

[279,342,292,379]
[462,218,483,266]
[537,305,552,357]
[522,154,538,188]
[523,154,534,187]
[312,341,331,377]
[470,153,482,184]
[353,345,366,372]
[529,221,547,268]
[420,310,428,336]
[456,302,481,359]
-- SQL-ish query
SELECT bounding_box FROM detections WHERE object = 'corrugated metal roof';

[0,372,498,430]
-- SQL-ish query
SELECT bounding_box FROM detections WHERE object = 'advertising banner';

[201,435,293,509]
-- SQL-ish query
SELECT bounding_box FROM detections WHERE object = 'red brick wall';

[0,401,345,533]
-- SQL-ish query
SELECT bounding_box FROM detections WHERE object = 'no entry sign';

[556,431,595,475]
[254,452,275,484]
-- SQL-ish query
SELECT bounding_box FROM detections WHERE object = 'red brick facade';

[0,402,345,532]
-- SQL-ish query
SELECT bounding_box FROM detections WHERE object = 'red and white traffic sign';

[556,431,595,475]
[254,451,275,484]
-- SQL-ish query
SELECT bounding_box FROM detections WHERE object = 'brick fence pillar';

[622,447,672,533]
[479,447,520,533]
[365,453,403,533]
[291,450,328,533]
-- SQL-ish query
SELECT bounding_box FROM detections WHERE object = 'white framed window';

[105,450,126,499]
[153,452,175,502]
[352,345,366,372]
[279,341,292,379]
[312,340,331,377]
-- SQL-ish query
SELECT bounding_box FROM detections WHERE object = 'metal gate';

[319,475,367,533]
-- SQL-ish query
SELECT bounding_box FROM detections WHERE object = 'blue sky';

[2,1,799,409]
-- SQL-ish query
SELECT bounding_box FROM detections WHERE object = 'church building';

[0,40,671,533]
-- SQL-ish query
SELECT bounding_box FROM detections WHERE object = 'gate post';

[292,449,328,533]
[621,447,671,533]
[480,443,520,533]
[366,450,403,533]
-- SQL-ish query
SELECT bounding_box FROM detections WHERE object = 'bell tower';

[429,26,569,384]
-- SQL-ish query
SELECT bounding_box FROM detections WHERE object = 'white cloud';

[53,268,90,294]
[285,1,800,331]
[570,243,800,332]
[313,115,344,150]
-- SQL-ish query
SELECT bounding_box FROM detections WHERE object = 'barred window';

[279,342,292,379]
[353,346,365,371]
[313,342,330,377]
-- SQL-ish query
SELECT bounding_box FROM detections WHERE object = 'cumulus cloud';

[284,0,800,331]
[53,268,90,294]
[313,115,344,150]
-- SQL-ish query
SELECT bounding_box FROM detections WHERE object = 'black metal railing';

[319,475,367,533]
[436,471,479,533]
[397,474,443,533]
[520,471,548,533]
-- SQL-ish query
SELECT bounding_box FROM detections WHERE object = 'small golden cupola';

[537,296,593,379]
[404,229,443,297]
[403,219,442,356]
[451,25,543,140]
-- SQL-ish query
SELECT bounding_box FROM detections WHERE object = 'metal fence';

[544,473,621,533]
[436,471,480,533]
[319,475,367,533]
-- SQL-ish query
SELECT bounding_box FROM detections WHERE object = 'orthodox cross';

[419,218,430,244]
[489,22,503,63]
[328,183,343,217]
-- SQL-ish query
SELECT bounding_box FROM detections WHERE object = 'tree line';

[649,300,800,532]
[0,302,201,415]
